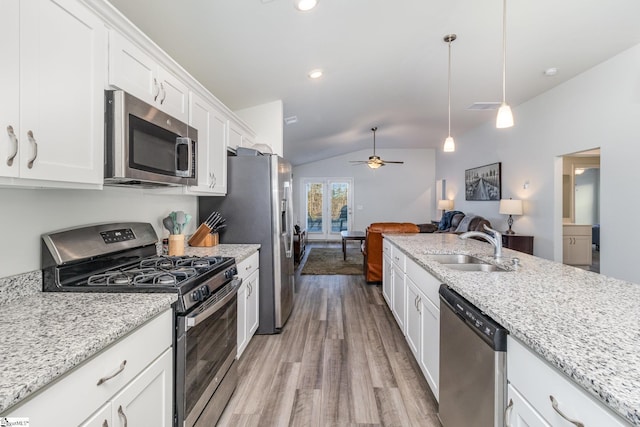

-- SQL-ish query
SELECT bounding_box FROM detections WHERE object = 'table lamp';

[438,199,454,217]
[499,198,523,234]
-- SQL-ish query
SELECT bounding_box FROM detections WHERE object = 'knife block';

[188,223,218,247]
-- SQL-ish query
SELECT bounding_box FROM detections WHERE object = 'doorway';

[302,178,353,240]
[561,148,600,272]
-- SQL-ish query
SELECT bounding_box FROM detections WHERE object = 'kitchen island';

[384,232,640,426]
[0,243,259,417]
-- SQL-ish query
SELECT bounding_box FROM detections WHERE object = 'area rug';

[301,247,363,275]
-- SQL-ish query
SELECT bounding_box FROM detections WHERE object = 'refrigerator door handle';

[284,182,293,258]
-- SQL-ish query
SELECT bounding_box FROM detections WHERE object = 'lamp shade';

[499,199,522,215]
[437,199,454,211]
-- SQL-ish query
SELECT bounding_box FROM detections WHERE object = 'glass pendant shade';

[496,103,514,128]
[443,136,455,152]
[367,162,382,169]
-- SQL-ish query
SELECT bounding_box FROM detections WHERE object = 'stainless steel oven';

[176,278,241,427]
[40,222,241,427]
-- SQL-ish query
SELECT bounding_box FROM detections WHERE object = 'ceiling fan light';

[368,161,383,169]
[496,103,514,128]
[443,136,455,152]
[295,0,318,11]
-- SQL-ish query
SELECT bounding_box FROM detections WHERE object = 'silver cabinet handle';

[549,395,584,427]
[416,297,421,314]
[6,125,18,166]
[26,130,37,169]
[153,77,160,101]
[159,82,166,104]
[117,405,128,427]
[504,398,513,427]
[96,360,127,385]
[209,172,216,189]
[414,295,419,310]
[102,420,109,427]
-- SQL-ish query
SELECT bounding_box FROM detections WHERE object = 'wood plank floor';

[218,243,440,426]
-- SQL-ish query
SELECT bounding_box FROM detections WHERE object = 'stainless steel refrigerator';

[198,154,295,334]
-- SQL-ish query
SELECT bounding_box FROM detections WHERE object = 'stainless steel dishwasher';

[438,285,508,427]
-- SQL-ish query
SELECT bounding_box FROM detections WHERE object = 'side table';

[502,234,534,255]
[293,229,306,265]
[341,231,366,260]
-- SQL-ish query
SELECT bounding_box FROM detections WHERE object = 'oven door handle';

[185,278,242,331]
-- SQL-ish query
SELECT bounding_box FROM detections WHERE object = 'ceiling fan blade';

[381,160,404,164]
[349,160,369,164]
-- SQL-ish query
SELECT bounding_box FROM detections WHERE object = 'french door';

[302,178,353,240]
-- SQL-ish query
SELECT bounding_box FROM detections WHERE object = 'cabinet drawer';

[237,251,259,279]
[507,336,629,427]
[391,245,406,271]
[6,309,172,426]
[382,238,393,258]
[406,257,442,309]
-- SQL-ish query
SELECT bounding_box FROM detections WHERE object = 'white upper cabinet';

[228,119,256,151]
[186,91,227,195]
[0,0,105,187]
[108,31,188,123]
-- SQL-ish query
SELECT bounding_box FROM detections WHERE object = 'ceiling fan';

[349,127,404,169]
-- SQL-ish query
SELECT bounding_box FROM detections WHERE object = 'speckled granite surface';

[385,233,640,426]
[0,271,41,306]
[0,244,257,414]
[0,291,176,414]
[184,243,260,264]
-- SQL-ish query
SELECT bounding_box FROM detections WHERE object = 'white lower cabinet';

[4,309,173,427]
[382,240,440,401]
[562,224,593,266]
[237,251,260,358]
[382,251,393,307]
[81,348,173,427]
[507,336,630,427]
[391,263,406,332]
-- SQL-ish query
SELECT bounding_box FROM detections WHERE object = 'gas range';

[41,222,237,312]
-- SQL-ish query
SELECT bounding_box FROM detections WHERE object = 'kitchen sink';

[427,253,510,272]
[427,254,486,264]
[440,263,509,272]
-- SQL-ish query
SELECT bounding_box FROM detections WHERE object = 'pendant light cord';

[502,0,507,104]
[447,38,452,137]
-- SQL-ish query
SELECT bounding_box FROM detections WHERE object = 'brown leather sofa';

[363,222,419,283]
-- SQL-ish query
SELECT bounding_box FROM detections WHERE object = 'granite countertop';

[183,243,260,263]
[384,232,640,426]
[0,244,260,414]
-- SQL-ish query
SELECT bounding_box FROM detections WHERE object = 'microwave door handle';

[175,137,192,177]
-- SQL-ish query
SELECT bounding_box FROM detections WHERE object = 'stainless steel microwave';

[104,90,197,187]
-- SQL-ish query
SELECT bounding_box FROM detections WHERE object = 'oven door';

[176,278,241,427]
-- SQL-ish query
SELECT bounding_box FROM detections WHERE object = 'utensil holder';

[168,234,185,256]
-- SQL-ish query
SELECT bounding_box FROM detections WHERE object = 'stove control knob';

[200,286,210,298]
[225,267,237,279]
[191,289,202,302]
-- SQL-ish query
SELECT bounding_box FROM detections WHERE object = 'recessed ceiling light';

[308,69,323,79]
[544,67,558,76]
[295,0,318,11]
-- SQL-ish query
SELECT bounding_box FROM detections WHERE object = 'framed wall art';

[465,162,502,201]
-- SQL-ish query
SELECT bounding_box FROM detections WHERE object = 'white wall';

[235,100,284,156]
[435,43,640,283]
[0,187,197,278]
[293,148,436,238]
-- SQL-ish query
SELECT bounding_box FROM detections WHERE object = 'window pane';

[306,183,323,232]
[330,182,348,232]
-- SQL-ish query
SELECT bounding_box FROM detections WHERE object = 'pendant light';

[443,34,456,152]
[496,0,514,128]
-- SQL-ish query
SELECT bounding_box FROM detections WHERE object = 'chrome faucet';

[459,224,503,258]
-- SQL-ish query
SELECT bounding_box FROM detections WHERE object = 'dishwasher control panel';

[440,284,507,351]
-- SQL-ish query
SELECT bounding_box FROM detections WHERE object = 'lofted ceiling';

[107,0,640,166]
